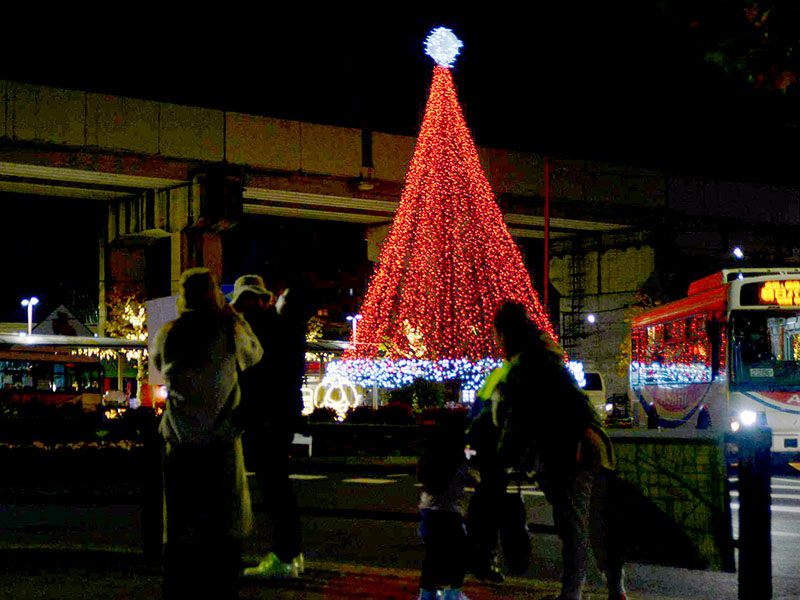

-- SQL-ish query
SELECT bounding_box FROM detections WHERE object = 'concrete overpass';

[0,79,665,387]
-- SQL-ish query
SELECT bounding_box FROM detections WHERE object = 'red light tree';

[337,29,556,388]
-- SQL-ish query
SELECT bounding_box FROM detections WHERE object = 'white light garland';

[324,357,591,395]
[313,375,362,420]
[424,27,463,68]
[567,360,587,389]
[630,360,716,387]
[324,357,501,390]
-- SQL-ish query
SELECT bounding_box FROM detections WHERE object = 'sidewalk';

[0,546,698,600]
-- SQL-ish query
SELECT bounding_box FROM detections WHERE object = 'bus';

[0,333,149,413]
[629,268,800,460]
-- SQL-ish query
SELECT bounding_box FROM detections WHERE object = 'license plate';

[749,368,774,377]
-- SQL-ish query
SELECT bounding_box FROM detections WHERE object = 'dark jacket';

[496,336,607,475]
[237,305,306,433]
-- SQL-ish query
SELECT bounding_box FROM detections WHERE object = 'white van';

[582,370,607,418]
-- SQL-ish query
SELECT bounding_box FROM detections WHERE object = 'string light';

[72,347,148,362]
[313,374,361,420]
[630,314,727,386]
[323,357,503,390]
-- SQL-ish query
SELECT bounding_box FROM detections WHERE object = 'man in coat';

[233,272,313,577]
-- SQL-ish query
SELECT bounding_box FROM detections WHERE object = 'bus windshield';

[731,310,800,388]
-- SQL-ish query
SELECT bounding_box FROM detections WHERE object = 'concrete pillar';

[170,231,182,295]
[98,211,108,336]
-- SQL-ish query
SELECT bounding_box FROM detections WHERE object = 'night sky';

[1,5,799,322]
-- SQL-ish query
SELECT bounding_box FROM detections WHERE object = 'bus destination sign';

[758,280,800,306]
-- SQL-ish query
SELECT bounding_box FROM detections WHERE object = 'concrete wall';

[551,244,656,395]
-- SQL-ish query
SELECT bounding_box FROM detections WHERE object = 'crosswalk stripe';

[289,474,328,480]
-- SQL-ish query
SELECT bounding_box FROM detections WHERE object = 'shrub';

[345,405,377,424]
[376,402,415,425]
[386,378,445,411]
[420,406,469,426]
[308,407,339,423]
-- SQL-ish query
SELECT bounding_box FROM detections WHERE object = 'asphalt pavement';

[0,546,705,600]
[0,455,793,599]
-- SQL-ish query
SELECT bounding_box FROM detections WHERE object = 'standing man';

[232,272,312,578]
[153,268,263,600]
[490,301,626,600]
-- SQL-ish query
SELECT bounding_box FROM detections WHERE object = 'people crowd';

[153,268,625,600]
[154,266,313,599]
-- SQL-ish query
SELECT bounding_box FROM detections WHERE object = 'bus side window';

[706,319,721,380]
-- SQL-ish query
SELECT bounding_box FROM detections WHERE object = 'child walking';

[416,413,477,600]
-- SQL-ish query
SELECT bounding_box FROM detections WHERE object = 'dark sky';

[1,5,799,322]
[2,6,798,180]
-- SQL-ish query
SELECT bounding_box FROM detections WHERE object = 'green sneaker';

[243,552,298,578]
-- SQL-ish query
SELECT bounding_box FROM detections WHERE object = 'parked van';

[582,370,607,418]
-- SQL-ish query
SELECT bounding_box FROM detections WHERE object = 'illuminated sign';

[758,280,800,306]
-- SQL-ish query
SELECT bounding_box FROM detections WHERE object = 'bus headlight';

[740,410,758,427]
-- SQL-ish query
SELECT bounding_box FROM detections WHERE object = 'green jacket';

[489,337,614,474]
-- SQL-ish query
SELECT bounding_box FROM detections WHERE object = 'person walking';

[153,267,263,600]
[236,272,313,578]
[416,412,477,600]
[490,301,626,600]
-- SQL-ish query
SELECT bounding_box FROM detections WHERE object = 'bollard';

[736,426,772,600]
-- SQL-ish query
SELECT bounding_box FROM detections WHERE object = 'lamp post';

[21,296,39,336]
[346,314,363,344]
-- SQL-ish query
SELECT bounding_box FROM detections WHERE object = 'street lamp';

[733,246,744,259]
[21,296,39,336]
[346,314,363,343]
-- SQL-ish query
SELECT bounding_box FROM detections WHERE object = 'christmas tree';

[330,28,557,392]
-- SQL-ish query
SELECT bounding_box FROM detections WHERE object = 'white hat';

[231,274,271,307]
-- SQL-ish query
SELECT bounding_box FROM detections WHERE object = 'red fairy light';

[343,65,556,365]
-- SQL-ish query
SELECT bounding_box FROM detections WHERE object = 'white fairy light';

[424,27,463,68]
